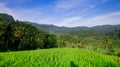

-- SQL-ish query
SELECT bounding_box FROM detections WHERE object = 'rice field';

[0,48,120,67]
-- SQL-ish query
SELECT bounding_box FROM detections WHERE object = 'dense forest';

[0,13,120,57]
[0,13,57,51]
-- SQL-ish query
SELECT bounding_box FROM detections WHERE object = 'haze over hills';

[0,13,120,34]
[29,22,120,31]
[0,0,120,27]
[0,0,120,66]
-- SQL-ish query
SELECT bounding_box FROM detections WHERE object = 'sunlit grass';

[0,48,120,67]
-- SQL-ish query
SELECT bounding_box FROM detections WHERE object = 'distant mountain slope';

[28,22,120,33]
[0,13,120,34]
[24,22,92,34]
[92,25,120,31]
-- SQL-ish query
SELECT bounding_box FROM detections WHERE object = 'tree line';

[0,13,120,53]
[0,18,57,51]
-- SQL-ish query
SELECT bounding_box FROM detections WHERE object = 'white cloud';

[54,0,109,13]
[56,16,82,26]
[55,0,83,12]
[101,0,109,3]
[56,11,120,27]
[0,1,119,27]
[39,18,50,24]
[0,0,29,4]
[0,2,16,16]
[54,0,105,17]
[15,0,29,3]
[0,2,43,23]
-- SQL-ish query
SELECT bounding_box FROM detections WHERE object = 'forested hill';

[0,13,120,54]
[0,13,120,37]
[1,13,120,34]
[29,22,120,32]
[0,13,15,24]
[21,19,120,35]
[0,13,57,51]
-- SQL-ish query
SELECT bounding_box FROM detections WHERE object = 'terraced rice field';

[0,48,120,67]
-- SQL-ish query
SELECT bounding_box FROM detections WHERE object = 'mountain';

[27,22,120,34]
[0,13,15,24]
[92,25,120,31]
[0,13,120,34]
[23,22,92,34]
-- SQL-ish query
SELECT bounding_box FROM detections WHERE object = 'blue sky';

[0,0,120,27]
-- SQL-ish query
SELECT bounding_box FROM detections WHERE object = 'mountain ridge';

[25,21,120,32]
[0,13,120,33]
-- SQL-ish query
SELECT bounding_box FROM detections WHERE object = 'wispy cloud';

[55,0,83,12]
[0,0,29,4]
[0,0,120,27]
[56,11,120,27]
[14,0,29,3]
[0,3,11,13]
[0,2,18,18]
[54,0,108,16]
[0,2,45,23]
[56,16,82,26]
[101,0,109,3]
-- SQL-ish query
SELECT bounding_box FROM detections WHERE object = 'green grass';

[0,48,120,67]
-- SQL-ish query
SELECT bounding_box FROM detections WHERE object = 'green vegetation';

[0,48,120,67]
[0,13,120,66]
[56,35,120,56]
[0,14,57,51]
